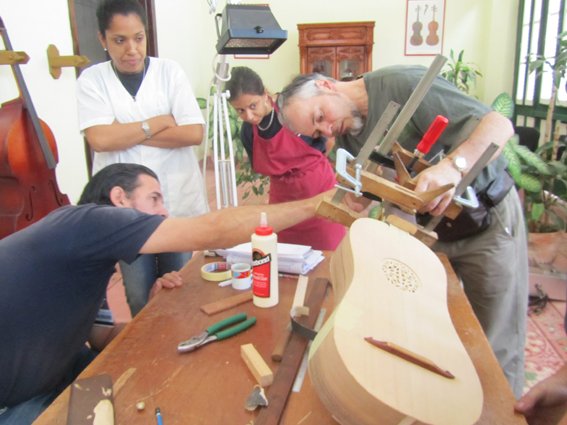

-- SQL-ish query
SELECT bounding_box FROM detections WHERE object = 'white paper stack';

[215,242,325,275]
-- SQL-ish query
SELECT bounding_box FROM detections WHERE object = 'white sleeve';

[76,65,117,131]
[166,60,205,126]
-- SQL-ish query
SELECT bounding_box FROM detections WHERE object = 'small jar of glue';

[231,263,252,290]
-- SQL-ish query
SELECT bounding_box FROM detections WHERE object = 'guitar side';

[309,218,483,425]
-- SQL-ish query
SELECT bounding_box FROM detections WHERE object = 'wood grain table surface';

[34,251,527,425]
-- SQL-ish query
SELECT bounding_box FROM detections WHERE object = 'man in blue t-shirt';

[0,163,327,424]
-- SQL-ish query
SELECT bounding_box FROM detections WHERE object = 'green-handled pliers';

[177,312,256,353]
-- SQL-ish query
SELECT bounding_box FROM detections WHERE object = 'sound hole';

[382,259,420,292]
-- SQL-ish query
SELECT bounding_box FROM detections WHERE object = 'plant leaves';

[517,173,543,193]
[514,145,552,175]
[197,97,208,109]
[200,97,270,200]
[551,177,567,198]
[530,202,545,222]
[503,141,522,180]
[491,92,514,118]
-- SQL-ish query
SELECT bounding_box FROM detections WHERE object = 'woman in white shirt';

[77,0,207,316]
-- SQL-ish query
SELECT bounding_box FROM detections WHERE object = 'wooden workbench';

[34,251,527,425]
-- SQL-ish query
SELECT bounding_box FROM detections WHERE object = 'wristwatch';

[141,121,152,140]
[450,155,468,175]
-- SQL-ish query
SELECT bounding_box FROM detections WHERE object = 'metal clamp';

[424,143,499,231]
[335,148,362,196]
[454,185,479,209]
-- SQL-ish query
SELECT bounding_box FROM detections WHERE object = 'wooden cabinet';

[298,22,374,80]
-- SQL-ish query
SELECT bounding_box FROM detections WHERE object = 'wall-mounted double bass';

[0,17,69,239]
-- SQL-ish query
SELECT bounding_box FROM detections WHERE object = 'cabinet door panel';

[337,46,366,80]
[307,46,336,78]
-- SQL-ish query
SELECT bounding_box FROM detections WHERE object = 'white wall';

[185,0,519,102]
[0,0,519,203]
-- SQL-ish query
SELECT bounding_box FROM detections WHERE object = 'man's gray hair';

[277,73,336,124]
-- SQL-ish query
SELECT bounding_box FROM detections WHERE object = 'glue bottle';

[252,212,279,308]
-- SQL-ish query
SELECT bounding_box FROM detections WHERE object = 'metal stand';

[201,54,239,209]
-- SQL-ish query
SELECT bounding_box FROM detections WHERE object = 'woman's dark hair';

[96,0,147,36]
[225,67,265,102]
[78,163,158,206]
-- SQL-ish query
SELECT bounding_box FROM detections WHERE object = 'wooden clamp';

[318,55,450,243]
[314,55,495,246]
[316,195,361,228]
[342,166,454,213]
[47,44,89,79]
[0,50,29,65]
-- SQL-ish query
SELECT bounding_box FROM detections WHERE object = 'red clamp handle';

[416,115,449,155]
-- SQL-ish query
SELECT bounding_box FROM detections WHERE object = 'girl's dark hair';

[96,0,147,36]
[225,67,265,101]
[78,163,158,206]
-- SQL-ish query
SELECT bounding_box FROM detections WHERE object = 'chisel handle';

[416,115,448,155]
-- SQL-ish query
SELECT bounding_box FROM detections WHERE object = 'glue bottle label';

[252,250,271,298]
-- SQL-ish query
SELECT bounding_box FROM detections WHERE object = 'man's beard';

[349,110,364,136]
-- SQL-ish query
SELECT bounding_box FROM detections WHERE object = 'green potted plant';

[503,134,567,233]
[441,49,483,95]
[493,92,567,233]
[506,30,567,234]
[522,30,567,277]
[492,29,567,277]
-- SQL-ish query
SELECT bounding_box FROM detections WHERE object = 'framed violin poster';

[404,0,445,56]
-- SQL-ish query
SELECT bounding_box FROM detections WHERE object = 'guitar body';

[308,218,482,425]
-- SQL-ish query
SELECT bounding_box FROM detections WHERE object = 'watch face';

[142,121,151,138]
[454,156,467,172]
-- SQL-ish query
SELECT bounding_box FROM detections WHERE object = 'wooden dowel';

[271,324,291,362]
[364,337,455,379]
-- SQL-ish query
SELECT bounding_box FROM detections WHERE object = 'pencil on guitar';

[364,336,455,379]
